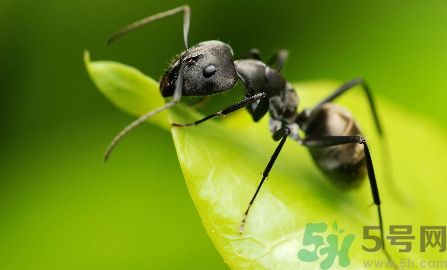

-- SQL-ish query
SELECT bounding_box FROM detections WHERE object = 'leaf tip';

[83,50,93,78]
[83,50,91,65]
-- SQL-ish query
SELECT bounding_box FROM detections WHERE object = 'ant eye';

[203,65,217,78]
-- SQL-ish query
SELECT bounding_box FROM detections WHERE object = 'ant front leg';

[302,135,397,267]
[171,92,266,127]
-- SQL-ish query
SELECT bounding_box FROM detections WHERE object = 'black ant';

[104,5,395,264]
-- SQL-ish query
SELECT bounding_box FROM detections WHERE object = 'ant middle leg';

[240,126,290,233]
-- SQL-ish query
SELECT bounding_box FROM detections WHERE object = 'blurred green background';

[1,1,447,269]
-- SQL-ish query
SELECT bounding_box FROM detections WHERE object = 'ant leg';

[305,78,382,135]
[302,135,396,267]
[246,97,270,122]
[240,127,290,233]
[267,49,289,72]
[104,62,187,161]
[107,5,191,49]
[247,48,262,60]
[302,78,403,202]
[171,92,266,127]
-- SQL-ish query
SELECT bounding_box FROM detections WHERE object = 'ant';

[105,5,395,264]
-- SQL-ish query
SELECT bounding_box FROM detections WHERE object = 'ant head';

[160,40,238,97]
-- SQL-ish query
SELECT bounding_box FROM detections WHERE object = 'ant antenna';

[103,62,187,162]
[107,5,191,49]
[104,5,192,161]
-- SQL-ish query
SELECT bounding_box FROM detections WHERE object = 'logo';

[298,222,355,269]
[297,223,447,269]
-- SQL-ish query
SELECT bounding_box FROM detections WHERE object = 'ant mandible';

[104,5,393,262]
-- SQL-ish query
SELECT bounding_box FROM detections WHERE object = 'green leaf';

[83,51,168,129]
[85,52,447,269]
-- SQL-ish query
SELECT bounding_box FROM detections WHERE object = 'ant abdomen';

[305,103,367,188]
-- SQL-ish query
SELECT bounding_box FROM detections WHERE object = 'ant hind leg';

[302,135,397,268]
